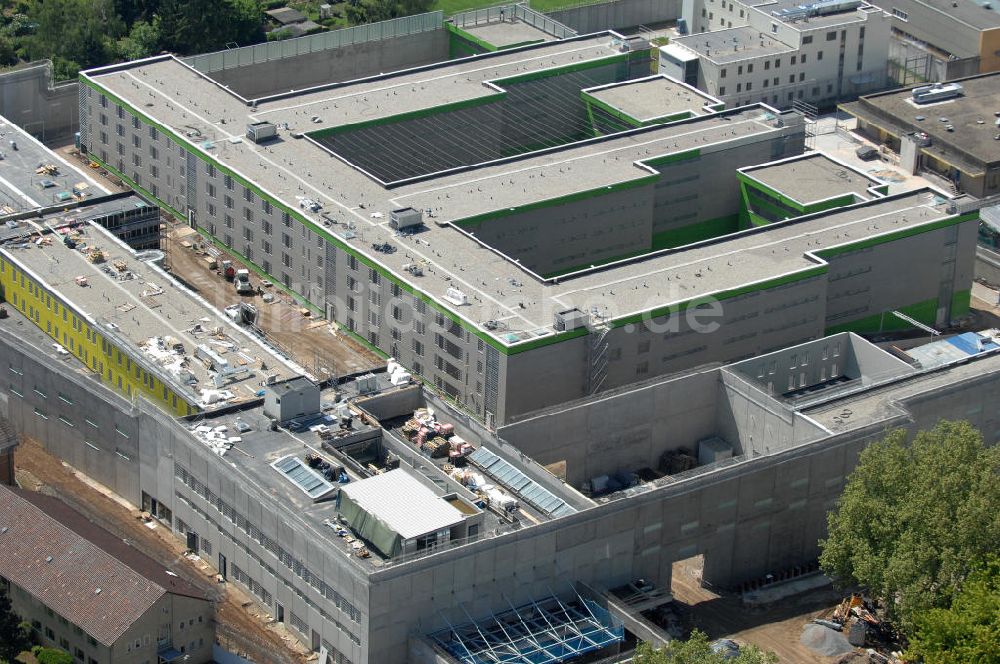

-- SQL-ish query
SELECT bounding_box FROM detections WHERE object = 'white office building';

[662,0,892,108]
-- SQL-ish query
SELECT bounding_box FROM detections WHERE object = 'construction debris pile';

[191,424,243,457]
[401,408,472,464]
[803,595,905,663]
[304,452,350,484]
[449,468,519,514]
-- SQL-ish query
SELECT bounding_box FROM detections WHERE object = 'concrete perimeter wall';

[185,12,448,100]
[0,61,79,145]
[548,0,681,34]
[205,30,450,100]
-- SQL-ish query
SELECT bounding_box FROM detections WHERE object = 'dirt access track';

[14,437,310,664]
[162,220,381,378]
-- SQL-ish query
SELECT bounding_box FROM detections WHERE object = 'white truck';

[234,269,254,295]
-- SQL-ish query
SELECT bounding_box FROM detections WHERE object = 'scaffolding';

[429,591,624,664]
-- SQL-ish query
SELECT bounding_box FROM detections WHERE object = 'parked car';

[710,639,741,660]
[855,144,879,161]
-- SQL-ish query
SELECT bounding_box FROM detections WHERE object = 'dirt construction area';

[162,220,381,378]
[14,437,310,664]
[671,558,856,663]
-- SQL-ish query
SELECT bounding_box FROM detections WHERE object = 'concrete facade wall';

[206,30,451,100]
[549,0,682,34]
[0,61,79,144]
[878,0,984,61]
[498,368,721,486]
[465,182,656,275]
[3,317,1000,664]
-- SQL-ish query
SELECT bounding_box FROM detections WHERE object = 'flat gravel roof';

[740,152,882,204]
[844,72,1000,172]
[583,75,720,123]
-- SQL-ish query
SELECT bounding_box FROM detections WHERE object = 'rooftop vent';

[444,287,468,306]
[246,121,278,144]
[912,82,964,104]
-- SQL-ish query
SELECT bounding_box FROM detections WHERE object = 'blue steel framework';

[429,592,624,664]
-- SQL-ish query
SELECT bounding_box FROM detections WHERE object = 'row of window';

[173,466,362,625]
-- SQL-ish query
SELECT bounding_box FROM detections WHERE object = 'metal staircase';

[587,322,610,395]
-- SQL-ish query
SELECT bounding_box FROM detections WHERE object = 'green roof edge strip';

[453,174,658,227]
[580,90,642,127]
[642,147,700,168]
[803,193,858,214]
[446,21,499,52]
[306,91,507,138]
[81,73,523,356]
[503,325,590,353]
[650,214,740,250]
[490,50,642,86]
[816,211,979,257]
[736,171,807,212]
[611,264,828,329]
[744,188,799,222]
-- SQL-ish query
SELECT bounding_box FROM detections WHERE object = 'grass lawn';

[431,0,596,16]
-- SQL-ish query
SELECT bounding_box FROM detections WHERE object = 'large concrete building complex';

[0,485,213,664]
[662,0,891,108]
[2,253,998,661]
[0,16,995,664]
[73,32,977,426]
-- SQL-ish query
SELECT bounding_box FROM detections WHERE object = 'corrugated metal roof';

[468,446,576,518]
[339,468,464,539]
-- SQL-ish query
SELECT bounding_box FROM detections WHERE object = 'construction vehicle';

[221,260,235,281]
[234,269,254,294]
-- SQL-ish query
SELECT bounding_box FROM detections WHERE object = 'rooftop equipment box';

[246,121,278,144]
[390,207,423,230]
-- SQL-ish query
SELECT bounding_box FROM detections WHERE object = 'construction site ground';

[161,221,381,378]
[14,437,311,664]
[670,557,852,663]
[55,144,381,380]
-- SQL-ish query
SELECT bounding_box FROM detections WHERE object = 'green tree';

[32,647,74,664]
[0,587,30,663]
[24,0,125,79]
[115,19,162,61]
[905,557,1000,663]
[157,0,262,55]
[632,630,778,664]
[819,421,1000,630]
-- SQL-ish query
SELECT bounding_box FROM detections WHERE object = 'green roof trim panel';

[579,89,694,129]
[651,214,739,250]
[642,148,700,168]
[580,91,642,128]
[803,193,858,215]
[446,21,499,52]
[737,171,808,212]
